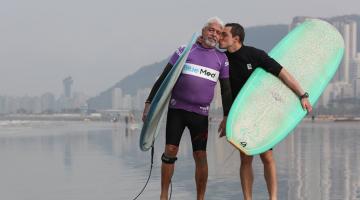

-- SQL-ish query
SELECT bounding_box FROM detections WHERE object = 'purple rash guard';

[168,43,229,116]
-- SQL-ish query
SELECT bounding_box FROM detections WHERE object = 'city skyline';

[109,16,360,114]
[1,0,360,96]
[289,16,360,109]
[2,14,360,99]
[2,15,360,114]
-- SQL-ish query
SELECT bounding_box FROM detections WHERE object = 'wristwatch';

[299,92,309,100]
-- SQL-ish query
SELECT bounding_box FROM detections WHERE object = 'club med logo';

[183,64,199,73]
[182,63,219,82]
[200,69,217,78]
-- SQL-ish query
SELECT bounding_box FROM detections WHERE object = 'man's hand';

[301,98,312,113]
[218,117,227,137]
[196,36,204,44]
[142,103,151,122]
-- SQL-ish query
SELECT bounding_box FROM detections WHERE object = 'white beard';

[204,37,217,47]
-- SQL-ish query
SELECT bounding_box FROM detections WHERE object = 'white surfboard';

[140,33,198,151]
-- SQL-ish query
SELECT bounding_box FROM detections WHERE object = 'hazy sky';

[1,0,359,97]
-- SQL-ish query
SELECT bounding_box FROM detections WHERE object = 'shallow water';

[0,120,359,200]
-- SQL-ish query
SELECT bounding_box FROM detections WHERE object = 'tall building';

[19,96,34,113]
[135,88,150,110]
[63,76,73,98]
[122,94,132,109]
[72,92,89,108]
[32,96,42,114]
[290,17,358,84]
[355,79,360,98]
[41,92,56,113]
[350,21,357,59]
[331,20,358,84]
[352,54,360,98]
[317,83,333,108]
[290,16,359,108]
[0,96,5,114]
[112,88,123,109]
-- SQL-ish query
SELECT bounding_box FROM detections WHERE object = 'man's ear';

[234,35,240,43]
[202,27,206,34]
[197,36,204,43]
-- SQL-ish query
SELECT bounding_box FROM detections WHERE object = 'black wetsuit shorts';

[166,108,208,151]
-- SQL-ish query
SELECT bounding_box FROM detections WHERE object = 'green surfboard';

[226,19,344,155]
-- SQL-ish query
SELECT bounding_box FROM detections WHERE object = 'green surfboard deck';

[226,19,344,155]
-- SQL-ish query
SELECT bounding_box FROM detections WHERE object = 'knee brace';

[161,153,177,164]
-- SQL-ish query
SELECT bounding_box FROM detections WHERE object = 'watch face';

[300,92,308,99]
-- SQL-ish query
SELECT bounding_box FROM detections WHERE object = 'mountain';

[87,24,288,110]
[87,59,168,110]
[245,24,288,52]
[328,14,360,52]
[87,14,360,110]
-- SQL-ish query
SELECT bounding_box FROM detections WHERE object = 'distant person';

[124,115,129,124]
[218,23,312,200]
[142,17,232,200]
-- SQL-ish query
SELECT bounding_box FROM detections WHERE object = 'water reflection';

[0,121,359,199]
[275,122,360,200]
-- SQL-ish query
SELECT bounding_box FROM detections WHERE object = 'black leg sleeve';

[146,63,173,103]
[219,78,233,116]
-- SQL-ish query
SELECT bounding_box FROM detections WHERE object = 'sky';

[1,0,359,97]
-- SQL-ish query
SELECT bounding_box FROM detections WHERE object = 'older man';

[143,17,232,200]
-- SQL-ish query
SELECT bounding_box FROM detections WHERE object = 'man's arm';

[278,68,312,113]
[257,49,312,113]
[218,78,233,137]
[142,63,173,122]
